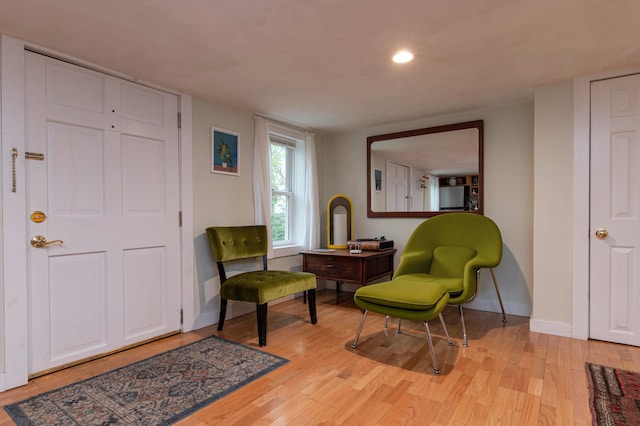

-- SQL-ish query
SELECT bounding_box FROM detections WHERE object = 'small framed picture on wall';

[374,169,382,192]
[211,127,240,176]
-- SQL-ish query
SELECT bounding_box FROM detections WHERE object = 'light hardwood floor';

[2,289,640,425]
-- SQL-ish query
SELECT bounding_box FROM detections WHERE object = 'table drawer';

[364,255,394,280]
[305,255,360,281]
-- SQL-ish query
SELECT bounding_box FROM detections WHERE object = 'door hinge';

[180,309,183,325]
[178,112,182,129]
[179,211,183,227]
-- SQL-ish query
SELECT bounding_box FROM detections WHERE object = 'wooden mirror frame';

[367,120,484,218]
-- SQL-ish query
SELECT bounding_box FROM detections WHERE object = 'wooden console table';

[301,249,397,303]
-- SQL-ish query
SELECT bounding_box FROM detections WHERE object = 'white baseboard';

[466,298,532,318]
[529,318,573,337]
[191,311,218,330]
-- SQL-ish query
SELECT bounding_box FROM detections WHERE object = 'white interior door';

[385,160,408,211]
[26,52,181,374]
[590,73,640,345]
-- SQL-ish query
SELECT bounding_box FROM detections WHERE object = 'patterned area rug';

[587,362,640,425]
[4,336,288,425]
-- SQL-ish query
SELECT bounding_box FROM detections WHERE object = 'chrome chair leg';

[352,310,368,348]
[423,321,440,374]
[459,305,468,347]
[490,267,507,323]
[383,315,402,333]
[439,313,453,346]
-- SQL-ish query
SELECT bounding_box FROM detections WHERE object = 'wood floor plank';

[2,289,640,425]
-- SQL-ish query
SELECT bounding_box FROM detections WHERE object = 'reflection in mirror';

[367,120,483,218]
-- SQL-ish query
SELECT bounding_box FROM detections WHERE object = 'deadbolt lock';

[30,211,47,223]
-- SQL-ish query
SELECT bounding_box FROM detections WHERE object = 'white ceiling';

[373,127,479,176]
[1,0,640,132]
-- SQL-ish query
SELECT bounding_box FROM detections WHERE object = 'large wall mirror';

[367,120,483,218]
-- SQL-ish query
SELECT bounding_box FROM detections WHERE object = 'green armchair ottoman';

[352,278,452,374]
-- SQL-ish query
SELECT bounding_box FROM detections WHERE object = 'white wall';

[530,81,574,335]
[321,103,535,317]
[531,70,640,338]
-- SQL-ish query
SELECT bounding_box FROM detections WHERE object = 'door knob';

[595,229,608,240]
[31,235,64,248]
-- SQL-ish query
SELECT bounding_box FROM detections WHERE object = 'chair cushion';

[390,273,464,296]
[220,270,316,305]
[429,246,477,278]
[354,278,449,311]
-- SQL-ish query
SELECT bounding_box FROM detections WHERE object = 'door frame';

[572,66,640,340]
[0,35,194,390]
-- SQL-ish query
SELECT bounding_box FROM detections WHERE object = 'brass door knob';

[31,235,64,248]
[595,229,608,240]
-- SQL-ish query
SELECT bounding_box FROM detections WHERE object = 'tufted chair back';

[206,225,268,263]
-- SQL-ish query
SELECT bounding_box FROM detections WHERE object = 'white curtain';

[303,132,320,250]
[429,173,439,211]
[253,116,274,258]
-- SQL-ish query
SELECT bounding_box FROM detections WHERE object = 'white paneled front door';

[590,73,640,345]
[26,52,181,374]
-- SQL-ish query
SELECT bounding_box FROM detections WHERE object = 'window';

[270,132,305,252]
[270,139,294,245]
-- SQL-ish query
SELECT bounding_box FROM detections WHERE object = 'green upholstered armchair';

[351,213,503,373]
[394,213,504,346]
[206,225,317,346]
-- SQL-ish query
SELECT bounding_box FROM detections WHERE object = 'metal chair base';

[352,311,452,374]
[490,267,507,323]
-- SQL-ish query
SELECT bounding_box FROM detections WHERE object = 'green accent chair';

[393,212,503,347]
[352,213,503,373]
[206,225,317,346]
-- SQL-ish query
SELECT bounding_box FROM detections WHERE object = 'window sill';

[272,244,303,258]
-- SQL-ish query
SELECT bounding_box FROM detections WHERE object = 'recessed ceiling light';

[393,50,414,64]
